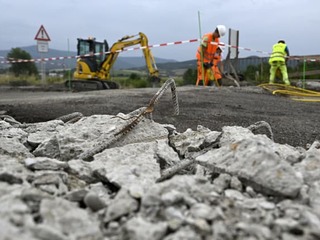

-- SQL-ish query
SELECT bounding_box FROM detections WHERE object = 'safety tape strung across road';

[1,38,320,64]
[211,42,270,56]
[211,42,320,62]
[0,38,199,65]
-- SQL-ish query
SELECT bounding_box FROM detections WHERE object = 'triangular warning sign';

[34,25,51,41]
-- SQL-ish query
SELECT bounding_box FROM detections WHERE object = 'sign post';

[34,25,51,85]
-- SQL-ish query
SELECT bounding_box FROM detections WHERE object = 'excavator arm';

[98,32,159,81]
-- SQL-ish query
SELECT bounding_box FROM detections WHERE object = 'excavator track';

[65,80,119,91]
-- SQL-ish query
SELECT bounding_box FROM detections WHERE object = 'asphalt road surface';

[0,85,319,148]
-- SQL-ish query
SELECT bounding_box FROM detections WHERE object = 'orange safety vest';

[196,33,219,63]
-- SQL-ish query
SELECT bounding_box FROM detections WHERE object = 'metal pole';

[302,58,306,89]
[67,38,71,91]
[41,53,45,85]
[197,11,205,86]
[43,60,46,85]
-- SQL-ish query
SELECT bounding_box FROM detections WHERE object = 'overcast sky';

[1,0,319,61]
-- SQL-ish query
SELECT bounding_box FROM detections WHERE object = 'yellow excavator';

[66,32,160,90]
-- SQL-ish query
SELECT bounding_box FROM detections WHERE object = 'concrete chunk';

[196,135,303,197]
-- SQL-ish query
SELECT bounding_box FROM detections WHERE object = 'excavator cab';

[77,37,108,73]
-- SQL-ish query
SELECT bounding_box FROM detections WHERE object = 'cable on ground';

[259,83,320,102]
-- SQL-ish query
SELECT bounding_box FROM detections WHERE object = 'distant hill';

[0,46,76,70]
[0,45,179,70]
[156,60,196,70]
[133,59,197,77]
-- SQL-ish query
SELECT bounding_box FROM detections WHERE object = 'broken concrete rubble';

[1,108,320,239]
[196,134,303,197]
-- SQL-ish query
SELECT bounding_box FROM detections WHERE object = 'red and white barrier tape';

[213,42,320,62]
[0,39,199,64]
[212,42,270,55]
[1,38,319,64]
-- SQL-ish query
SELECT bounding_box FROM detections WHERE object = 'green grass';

[0,73,68,86]
[0,70,186,88]
[0,73,39,86]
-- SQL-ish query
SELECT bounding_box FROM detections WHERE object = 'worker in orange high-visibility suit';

[196,25,226,86]
[211,44,224,86]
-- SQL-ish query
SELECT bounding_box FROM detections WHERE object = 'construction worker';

[196,25,226,86]
[211,44,224,86]
[269,40,290,85]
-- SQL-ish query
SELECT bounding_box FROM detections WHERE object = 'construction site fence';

[229,56,320,85]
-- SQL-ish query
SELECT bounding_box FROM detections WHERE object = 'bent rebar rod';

[78,78,179,161]
[247,121,274,141]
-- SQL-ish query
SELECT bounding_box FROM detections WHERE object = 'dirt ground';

[0,85,319,148]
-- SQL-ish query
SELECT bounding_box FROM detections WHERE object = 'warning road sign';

[37,41,49,53]
[34,25,51,41]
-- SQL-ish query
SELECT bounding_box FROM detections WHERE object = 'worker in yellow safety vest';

[269,40,290,85]
[196,25,226,86]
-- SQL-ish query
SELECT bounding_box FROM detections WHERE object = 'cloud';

[1,0,320,61]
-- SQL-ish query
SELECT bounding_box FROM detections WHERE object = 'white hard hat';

[216,25,226,37]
